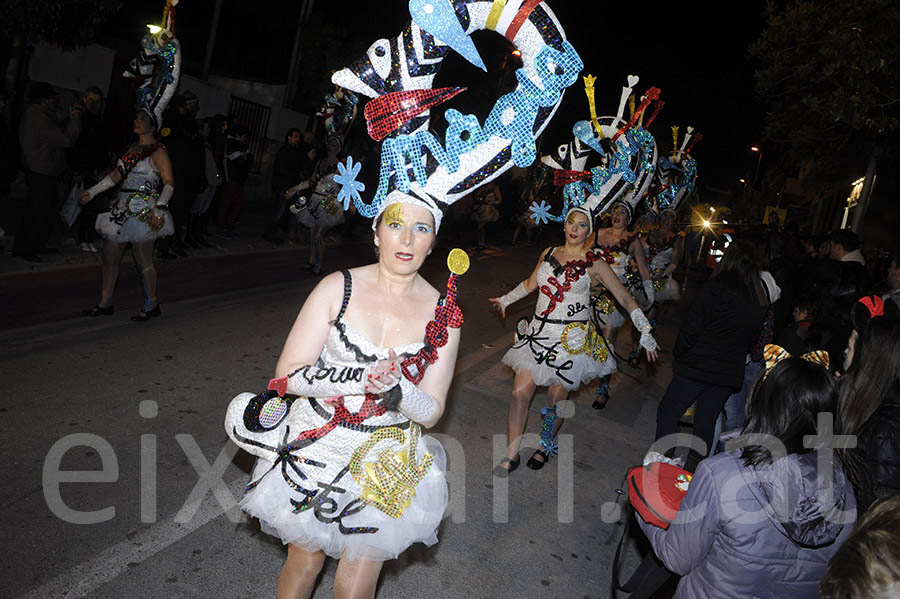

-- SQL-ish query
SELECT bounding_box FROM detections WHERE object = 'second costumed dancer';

[490,206,659,474]
[79,0,181,321]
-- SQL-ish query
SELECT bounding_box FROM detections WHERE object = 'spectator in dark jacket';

[263,127,306,243]
[14,81,81,261]
[655,239,767,457]
[640,358,856,599]
[217,125,251,237]
[838,299,900,513]
[814,229,873,368]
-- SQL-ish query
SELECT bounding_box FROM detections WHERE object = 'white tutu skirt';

[95,210,174,243]
[501,317,616,391]
[241,435,447,562]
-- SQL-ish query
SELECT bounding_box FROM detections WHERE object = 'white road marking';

[16,477,246,599]
[16,334,513,598]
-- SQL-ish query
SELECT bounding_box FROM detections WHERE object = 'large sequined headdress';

[328,0,584,233]
[648,125,702,216]
[528,74,662,227]
[123,0,182,130]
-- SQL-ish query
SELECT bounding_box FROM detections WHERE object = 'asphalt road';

[0,242,679,598]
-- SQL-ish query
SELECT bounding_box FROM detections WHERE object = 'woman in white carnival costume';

[490,206,659,473]
[291,136,345,275]
[226,0,587,592]
[643,206,683,304]
[589,198,654,408]
[79,0,180,321]
[226,190,462,597]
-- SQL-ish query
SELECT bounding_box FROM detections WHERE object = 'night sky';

[97,0,768,191]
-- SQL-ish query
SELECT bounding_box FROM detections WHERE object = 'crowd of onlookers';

[637,221,900,598]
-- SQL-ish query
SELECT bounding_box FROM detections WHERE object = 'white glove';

[85,176,115,200]
[269,362,395,398]
[497,282,529,311]
[630,308,659,352]
[396,377,437,424]
[156,183,174,208]
[642,279,655,305]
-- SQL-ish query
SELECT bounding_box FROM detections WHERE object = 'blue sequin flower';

[529,200,552,225]
[334,156,365,210]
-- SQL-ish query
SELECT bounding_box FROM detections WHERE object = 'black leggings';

[655,374,733,455]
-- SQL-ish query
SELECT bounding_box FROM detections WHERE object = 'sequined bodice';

[646,235,676,270]
[321,319,423,369]
[118,156,160,198]
[533,252,592,320]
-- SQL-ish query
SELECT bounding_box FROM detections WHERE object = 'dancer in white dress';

[590,199,654,408]
[225,196,462,598]
[490,207,658,473]
[644,208,683,304]
[78,0,180,322]
[291,138,345,275]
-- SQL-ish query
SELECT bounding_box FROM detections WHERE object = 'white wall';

[29,43,116,95]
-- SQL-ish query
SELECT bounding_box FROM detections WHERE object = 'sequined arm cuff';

[396,377,437,424]
[497,282,529,311]
[156,184,174,208]
[85,176,115,200]
[268,363,384,398]
[630,308,659,352]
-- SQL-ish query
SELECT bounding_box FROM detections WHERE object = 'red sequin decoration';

[538,250,603,316]
[612,87,661,143]
[291,394,386,443]
[364,87,466,141]
[400,273,463,384]
[553,169,593,187]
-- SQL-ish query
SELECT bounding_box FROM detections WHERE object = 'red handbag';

[627,462,692,529]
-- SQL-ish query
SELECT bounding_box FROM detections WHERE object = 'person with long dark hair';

[639,358,856,599]
[654,239,768,459]
[837,298,900,512]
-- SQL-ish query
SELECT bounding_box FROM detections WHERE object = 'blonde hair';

[820,493,900,599]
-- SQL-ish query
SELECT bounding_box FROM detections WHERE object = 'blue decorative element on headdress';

[573,120,605,156]
[409,0,486,71]
[334,156,365,210]
[529,199,552,224]
[359,40,583,220]
[541,126,657,223]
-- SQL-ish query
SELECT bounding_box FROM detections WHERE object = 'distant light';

[710,207,716,213]
[702,220,711,228]
[722,219,728,224]
[750,146,760,152]
[851,177,864,186]
[511,49,522,57]
[739,178,745,183]
[146,24,162,34]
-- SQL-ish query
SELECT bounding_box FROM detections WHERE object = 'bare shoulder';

[417,275,441,304]
[314,270,346,298]
[306,270,346,316]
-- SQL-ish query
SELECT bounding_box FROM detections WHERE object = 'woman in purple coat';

[638,358,856,599]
